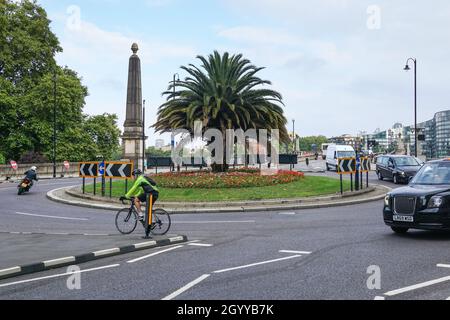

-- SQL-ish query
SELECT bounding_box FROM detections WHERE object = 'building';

[362,110,450,160]
[329,134,362,149]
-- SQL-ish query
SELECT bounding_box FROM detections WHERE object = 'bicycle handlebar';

[120,196,135,205]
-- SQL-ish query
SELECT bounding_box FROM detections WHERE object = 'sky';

[37,0,450,146]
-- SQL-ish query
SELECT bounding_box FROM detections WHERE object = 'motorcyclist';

[23,166,39,188]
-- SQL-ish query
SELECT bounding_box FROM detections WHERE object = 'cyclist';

[120,169,159,220]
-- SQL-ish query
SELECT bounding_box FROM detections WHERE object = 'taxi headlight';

[384,195,390,206]
[428,196,444,209]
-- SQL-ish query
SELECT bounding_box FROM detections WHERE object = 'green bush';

[0,153,5,165]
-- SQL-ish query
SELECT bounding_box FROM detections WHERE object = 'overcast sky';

[39,0,450,145]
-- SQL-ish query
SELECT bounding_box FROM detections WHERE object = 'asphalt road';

[1,175,450,300]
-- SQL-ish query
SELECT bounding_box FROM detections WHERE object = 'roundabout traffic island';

[48,168,390,213]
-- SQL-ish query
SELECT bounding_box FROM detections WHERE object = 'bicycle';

[115,197,171,236]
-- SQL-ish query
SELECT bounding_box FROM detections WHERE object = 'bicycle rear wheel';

[115,208,138,234]
[151,209,171,235]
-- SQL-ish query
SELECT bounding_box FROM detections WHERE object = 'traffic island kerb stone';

[46,184,392,213]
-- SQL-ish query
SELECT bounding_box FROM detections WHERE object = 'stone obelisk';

[122,43,145,171]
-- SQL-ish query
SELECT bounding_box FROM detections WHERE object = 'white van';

[326,145,356,171]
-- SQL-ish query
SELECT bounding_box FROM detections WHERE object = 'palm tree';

[153,51,289,172]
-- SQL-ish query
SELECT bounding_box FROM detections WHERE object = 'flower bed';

[153,168,304,188]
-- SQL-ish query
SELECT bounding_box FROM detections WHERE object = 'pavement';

[47,183,391,213]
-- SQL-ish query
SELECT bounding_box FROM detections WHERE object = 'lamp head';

[404,64,410,71]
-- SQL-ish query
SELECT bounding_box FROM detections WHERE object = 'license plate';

[393,215,414,222]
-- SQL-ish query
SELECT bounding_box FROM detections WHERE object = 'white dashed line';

[127,245,184,263]
[213,255,302,274]
[279,250,312,255]
[437,264,450,269]
[384,276,450,297]
[162,274,210,300]
[187,243,213,247]
[0,264,120,288]
[15,212,89,221]
[174,220,255,224]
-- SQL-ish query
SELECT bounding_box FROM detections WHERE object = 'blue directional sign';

[99,161,105,176]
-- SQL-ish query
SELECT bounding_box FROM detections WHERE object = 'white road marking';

[173,220,255,224]
[43,256,76,267]
[279,250,312,255]
[15,212,89,221]
[0,264,120,288]
[384,276,450,297]
[278,212,296,215]
[446,297,450,300]
[374,296,386,300]
[162,274,210,300]
[213,255,302,274]
[169,236,185,242]
[0,266,21,277]
[127,245,184,263]
[93,248,120,257]
[187,243,213,247]
[437,264,450,269]
[133,241,157,249]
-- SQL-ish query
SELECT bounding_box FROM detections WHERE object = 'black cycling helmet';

[132,169,143,176]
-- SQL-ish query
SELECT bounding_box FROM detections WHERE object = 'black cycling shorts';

[138,191,158,204]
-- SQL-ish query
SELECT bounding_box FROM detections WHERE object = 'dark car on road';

[383,159,450,234]
[376,155,422,184]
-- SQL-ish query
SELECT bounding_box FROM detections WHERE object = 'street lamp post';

[53,70,57,178]
[292,119,296,154]
[172,73,180,172]
[142,99,146,172]
[404,58,418,157]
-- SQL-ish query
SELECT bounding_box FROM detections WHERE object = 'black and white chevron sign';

[104,162,133,179]
[79,162,98,177]
[338,158,356,175]
[360,157,371,173]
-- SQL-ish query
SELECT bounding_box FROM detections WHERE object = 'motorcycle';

[17,178,32,195]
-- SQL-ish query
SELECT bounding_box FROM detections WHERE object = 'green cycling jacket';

[125,176,159,199]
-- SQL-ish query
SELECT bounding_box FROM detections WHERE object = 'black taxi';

[383,159,450,234]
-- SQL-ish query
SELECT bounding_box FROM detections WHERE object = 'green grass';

[85,176,351,202]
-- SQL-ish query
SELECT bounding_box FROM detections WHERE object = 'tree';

[0,1,122,162]
[83,114,121,161]
[0,0,61,86]
[298,136,329,152]
[153,51,289,172]
[146,146,171,157]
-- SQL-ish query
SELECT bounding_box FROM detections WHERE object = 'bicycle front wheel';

[115,208,138,234]
[151,209,171,235]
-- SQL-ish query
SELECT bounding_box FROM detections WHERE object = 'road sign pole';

[361,170,363,189]
[109,178,112,198]
[82,177,85,194]
[340,174,343,195]
[102,176,105,197]
[125,179,128,193]
[93,177,96,196]
[367,172,369,188]
[350,173,353,192]
[355,155,359,191]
